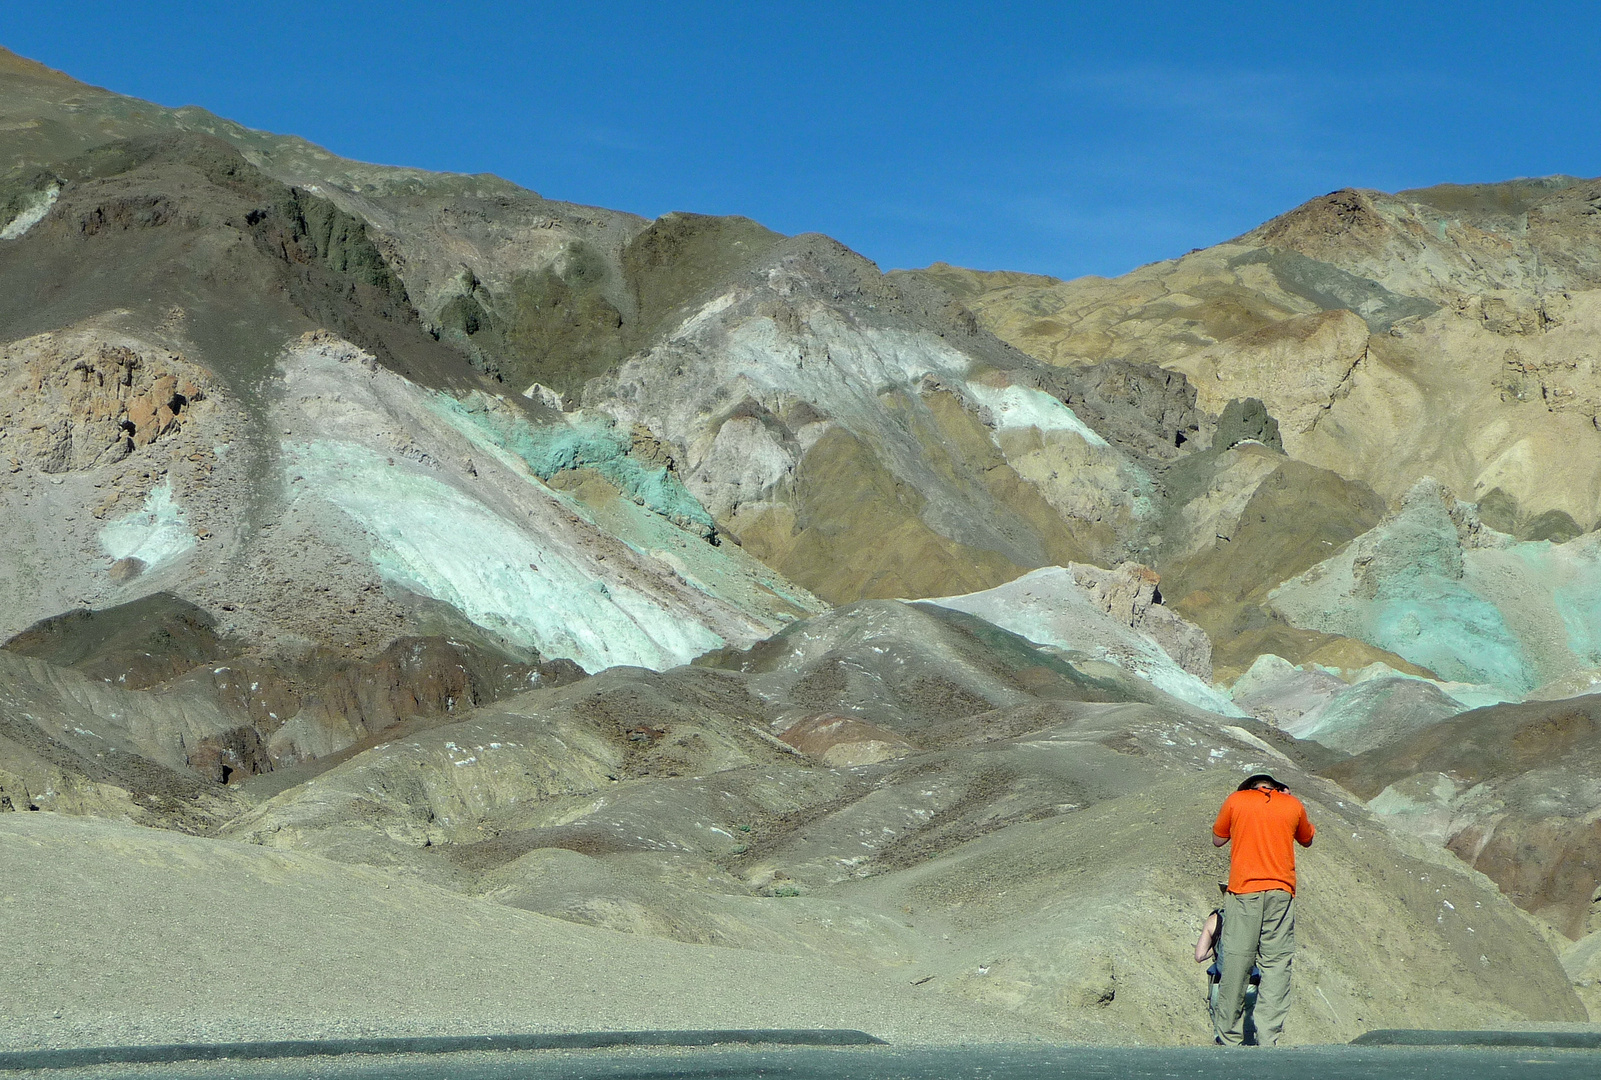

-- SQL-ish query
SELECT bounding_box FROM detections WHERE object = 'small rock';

[107,556,146,584]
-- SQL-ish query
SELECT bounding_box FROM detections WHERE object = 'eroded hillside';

[3,44,1601,1046]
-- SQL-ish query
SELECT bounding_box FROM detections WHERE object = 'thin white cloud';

[575,124,652,153]
[1058,64,1311,130]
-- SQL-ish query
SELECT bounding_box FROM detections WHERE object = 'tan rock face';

[1167,309,1367,451]
[0,332,207,474]
[1251,182,1601,302]
[1068,562,1213,682]
[1279,291,1601,529]
[891,244,1307,369]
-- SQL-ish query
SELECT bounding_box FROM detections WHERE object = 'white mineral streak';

[0,184,59,240]
[964,382,1109,447]
[98,480,196,570]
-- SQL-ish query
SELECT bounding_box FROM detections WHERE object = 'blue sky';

[4,2,1597,279]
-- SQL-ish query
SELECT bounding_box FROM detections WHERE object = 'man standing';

[1211,773,1315,1046]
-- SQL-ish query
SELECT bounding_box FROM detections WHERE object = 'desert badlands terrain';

[2,45,1600,1050]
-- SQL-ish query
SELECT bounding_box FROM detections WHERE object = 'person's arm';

[1212,796,1232,847]
[1195,910,1220,963]
[1296,804,1315,848]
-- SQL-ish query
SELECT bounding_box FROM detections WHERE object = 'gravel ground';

[0,813,1051,1052]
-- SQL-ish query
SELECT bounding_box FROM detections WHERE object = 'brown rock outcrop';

[777,714,916,766]
[2,593,585,782]
[1325,694,1601,938]
[207,636,583,766]
[0,332,206,474]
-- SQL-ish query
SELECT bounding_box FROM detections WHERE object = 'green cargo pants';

[1214,888,1295,1046]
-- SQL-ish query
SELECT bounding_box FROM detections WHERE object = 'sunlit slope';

[0,45,650,383]
[900,177,1601,538]
[0,326,826,757]
[2,47,1206,635]
[581,234,1208,601]
[0,54,827,703]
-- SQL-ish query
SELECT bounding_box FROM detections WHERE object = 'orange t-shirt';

[1213,789,1315,895]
